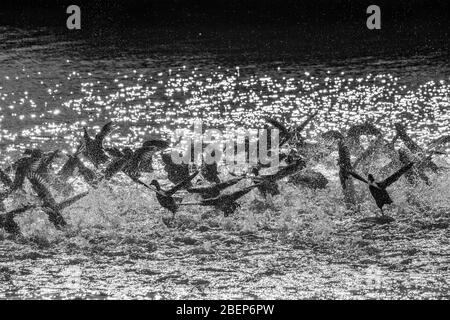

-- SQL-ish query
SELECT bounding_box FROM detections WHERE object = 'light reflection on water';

[0,27,449,163]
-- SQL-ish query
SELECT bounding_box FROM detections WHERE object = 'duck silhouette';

[147,171,199,217]
[81,121,115,167]
[264,111,318,147]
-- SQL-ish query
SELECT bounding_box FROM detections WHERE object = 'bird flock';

[1,112,450,236]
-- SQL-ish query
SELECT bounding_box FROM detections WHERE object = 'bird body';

[82,122,114,167]
[350,162,414,215]
[201,160,220,184]
[368,182,393,211]
[149,171,199,215]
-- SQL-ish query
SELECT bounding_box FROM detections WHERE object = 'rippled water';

[0,26,449,299]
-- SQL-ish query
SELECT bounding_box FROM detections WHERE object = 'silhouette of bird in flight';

[183,184,260,216]
[187,177,243,199]
[104,142,158,180]
[349,162,414,215]
[81,121,115,168]
[27,172,67,228]
[147,171,199,217]
[264,111,318,147]
[58,144,97,184]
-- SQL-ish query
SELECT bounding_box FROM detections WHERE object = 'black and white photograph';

[0,0,449,303]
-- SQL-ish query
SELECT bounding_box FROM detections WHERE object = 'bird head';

[368,174,375,183]
[251,167,259,176]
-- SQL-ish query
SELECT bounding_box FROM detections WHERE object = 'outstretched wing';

[95,121,114,143]
[205,184,259,204]
[58,156,79,179]
[132,147,155,168]
[104,156,129,180]
[10,157,33,191]
[105,147,124,158]
[348,171,369,184]
[379,162,414,188]
[167,170,199,196]
[271,159,305,181]
[188,177,242,194]
[27,172,57,208]
[56,192,89,211]
[264,117,290,137]
[214,177,243,191]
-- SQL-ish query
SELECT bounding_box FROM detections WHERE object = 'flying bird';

[148,171,199,217]
[81,121,115,167]
[264,111,318,147]
[183,184,260,216]
[187,177,243,199]
[104,142,156,180]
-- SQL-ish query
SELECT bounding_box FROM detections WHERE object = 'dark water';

[0,25,449,157]
[0,25,449,299]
